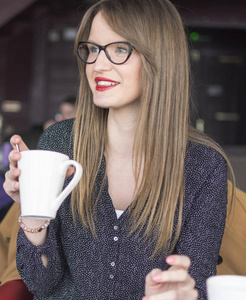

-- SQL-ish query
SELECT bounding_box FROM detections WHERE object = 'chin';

[93,100,111,109]
[93,97,114,109]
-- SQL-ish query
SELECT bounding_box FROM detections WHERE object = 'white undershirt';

[115,209,124,219]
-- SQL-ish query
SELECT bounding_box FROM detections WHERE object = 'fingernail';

[142,297,150,300]
[14,136,19,143]
[166,256,175,264]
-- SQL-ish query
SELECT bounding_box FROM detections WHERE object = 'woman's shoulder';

[37,118,75,157]
[185,139,226,169]
[45,118,74,135]
[184,140,227,190]
[183,140,228,213]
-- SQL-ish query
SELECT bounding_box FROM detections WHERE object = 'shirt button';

[111,262,115,267]
[109,274,114,279]
[113,236,118,241]
[114,225,119,231]
[37,248,41,252]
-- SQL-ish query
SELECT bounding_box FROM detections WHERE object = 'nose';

[93,50,112,71]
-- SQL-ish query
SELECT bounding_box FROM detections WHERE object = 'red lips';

[95,77,119,92]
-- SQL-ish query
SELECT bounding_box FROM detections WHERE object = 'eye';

[88,45,99,54]
[115,46,128,54]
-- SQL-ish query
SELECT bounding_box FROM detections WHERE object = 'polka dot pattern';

[16,119,227,300]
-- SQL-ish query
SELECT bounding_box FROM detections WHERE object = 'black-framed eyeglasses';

[77,41,135,65]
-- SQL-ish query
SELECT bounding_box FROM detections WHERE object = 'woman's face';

[85,12,142,112]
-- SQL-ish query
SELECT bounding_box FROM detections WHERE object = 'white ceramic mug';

[207,275,246,300]
[18,150,82,220]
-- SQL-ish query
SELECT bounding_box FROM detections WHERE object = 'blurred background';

[0,0,245,191]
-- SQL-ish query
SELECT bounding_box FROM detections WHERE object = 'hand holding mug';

[4,135,83,220]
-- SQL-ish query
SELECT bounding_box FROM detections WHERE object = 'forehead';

[88,12,126,44]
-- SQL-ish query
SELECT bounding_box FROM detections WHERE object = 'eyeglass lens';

[78,42,132,64]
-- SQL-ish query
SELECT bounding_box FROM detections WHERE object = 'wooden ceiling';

[1,0,246,31]
[0,0,92,32]
[0,0,38,27]
[173,0,246,29]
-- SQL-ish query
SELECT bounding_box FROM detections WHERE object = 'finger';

[145,269,163,285]
[145,289,198,300]
[152,268,194,286]
[66,166,75,178]
[8,149,21,169]
[3,170,20,201]
[4,178,20,194]
[10,135,29,152]
[166,255,191,270]
[5,166,21,181]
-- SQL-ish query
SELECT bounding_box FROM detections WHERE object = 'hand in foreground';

[3,135,29,203]
[143,255,198,300]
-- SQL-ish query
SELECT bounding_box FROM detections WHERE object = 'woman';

[4,0,233,299]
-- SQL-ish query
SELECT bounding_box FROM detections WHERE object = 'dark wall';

[189,27,246,145]
[0,20,33,137]
[0,0,246,148]
[0,0,85,144]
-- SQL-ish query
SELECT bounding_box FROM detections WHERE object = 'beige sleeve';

[0,202,22,285]
[217,181,246,276]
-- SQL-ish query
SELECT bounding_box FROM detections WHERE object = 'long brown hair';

[72,0,235,256]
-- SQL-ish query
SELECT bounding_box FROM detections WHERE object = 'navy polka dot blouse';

[17,119,227,300]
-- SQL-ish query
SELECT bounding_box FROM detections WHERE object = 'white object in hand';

[18,150,82,220]
[207,275,246,300]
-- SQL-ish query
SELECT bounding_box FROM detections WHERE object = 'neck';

[106,108,138,158]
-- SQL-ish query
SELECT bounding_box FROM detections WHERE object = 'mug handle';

[52,160,83,215]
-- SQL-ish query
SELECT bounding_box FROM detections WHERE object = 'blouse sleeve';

[16,218,68,297]
[175,144,228,300]
[16,120,76,297]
